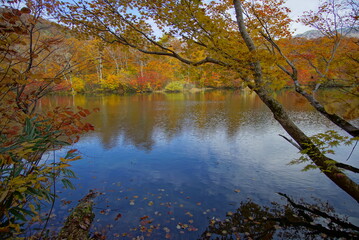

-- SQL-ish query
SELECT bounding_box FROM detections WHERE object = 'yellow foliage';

[72,76,86,92]
[102,74,121,90]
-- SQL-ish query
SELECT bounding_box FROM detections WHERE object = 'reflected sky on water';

[38,90,359,239]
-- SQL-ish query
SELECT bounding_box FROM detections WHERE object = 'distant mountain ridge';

[294,27,359,39]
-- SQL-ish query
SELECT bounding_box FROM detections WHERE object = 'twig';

[335,162,359,173]
[40,148,57,237]
[277,192,359,231]
[279,134,302,150]
[346,140,358,161]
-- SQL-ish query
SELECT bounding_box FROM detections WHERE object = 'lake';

[38,89,359,239]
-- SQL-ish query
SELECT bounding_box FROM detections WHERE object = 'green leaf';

[9,208,26,221]
[61,168,77,178]
[14,206,36,216]
[61,178,75,190]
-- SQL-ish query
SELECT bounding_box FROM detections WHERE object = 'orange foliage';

[130,71,167,92]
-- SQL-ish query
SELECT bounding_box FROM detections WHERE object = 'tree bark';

[233,0,359,202]
[258,34,359,137]
[57,191,98,240]
[254,85,359,202]
[294,86,359,137]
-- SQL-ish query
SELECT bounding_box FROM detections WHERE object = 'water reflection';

[39,90,334,151]
[315,89,359,120]
[198,193,359,240]
[38,90,359,239]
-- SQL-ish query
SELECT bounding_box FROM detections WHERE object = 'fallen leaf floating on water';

[148,201,154,206]
[185,212,193,217]
[234,189,241,193]
[140,219,153,226]
[188,226,198,232]
[60,199,72,205]
[114,213,122,221]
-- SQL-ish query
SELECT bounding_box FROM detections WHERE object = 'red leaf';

[115,213,122,221]
[140,216,149,220]
[68,149,77,154]
[74,135,80,143]
[64,111,74,115]
[79,111,86,117]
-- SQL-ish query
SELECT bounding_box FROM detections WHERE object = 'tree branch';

[279,134,302,150]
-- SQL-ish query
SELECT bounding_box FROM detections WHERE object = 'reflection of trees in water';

[198,193,358,240]
[39,90,335,151]
[108,91,267,151]
[315,90,359,120]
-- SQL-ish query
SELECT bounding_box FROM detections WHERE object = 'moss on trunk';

[57,191,98,240]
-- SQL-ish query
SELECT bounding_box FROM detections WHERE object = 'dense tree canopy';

[0,0,358,237]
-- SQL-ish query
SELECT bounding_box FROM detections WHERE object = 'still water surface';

[39,90,358,239]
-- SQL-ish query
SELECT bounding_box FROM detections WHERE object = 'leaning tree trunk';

[233,0,359,202]
[294,85,359,137]
[254,86,359,202]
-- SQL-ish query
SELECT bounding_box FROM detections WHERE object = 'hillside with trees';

[0,0,358,239]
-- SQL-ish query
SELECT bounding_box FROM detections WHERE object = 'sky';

[284,0,320,34]
[44,0,321,35]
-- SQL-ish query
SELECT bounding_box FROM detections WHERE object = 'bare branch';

[279,134,302,150]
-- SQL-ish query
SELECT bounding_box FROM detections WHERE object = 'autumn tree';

[298,0,358,91]
[50,0,359,202]
[0,0,94,236]
[254,0,359,137]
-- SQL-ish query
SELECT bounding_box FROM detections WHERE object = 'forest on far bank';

[1,0,359,239]
[2,5,358,95]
